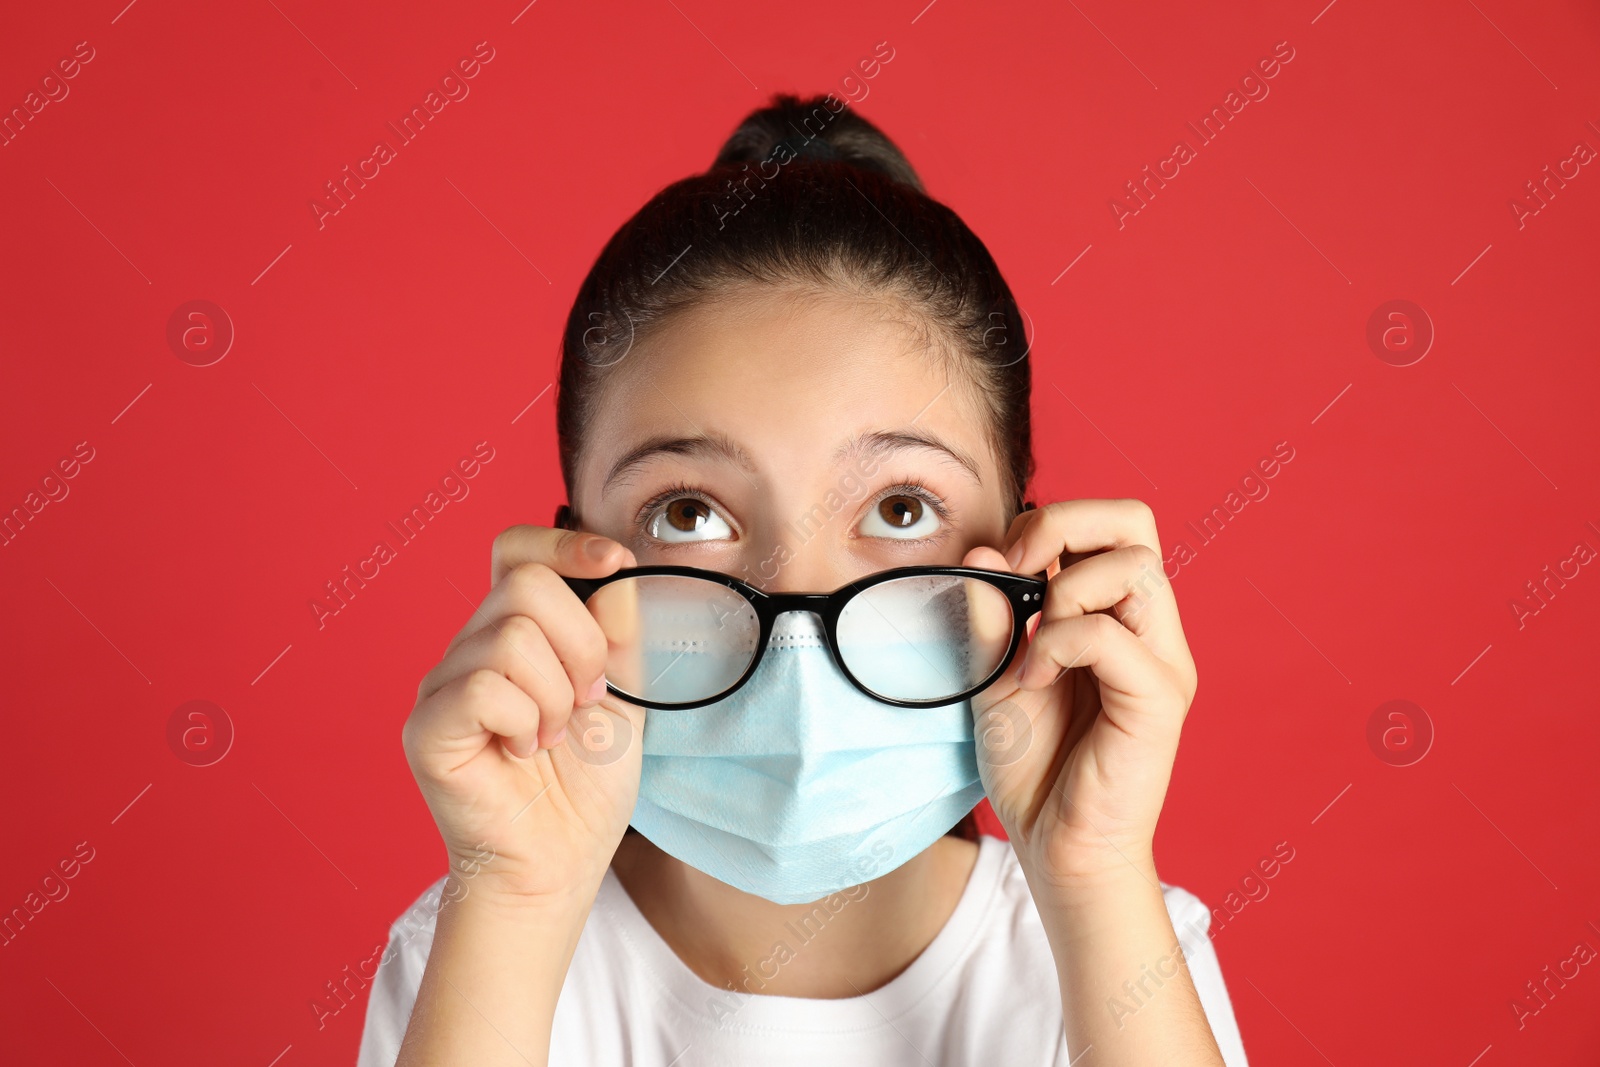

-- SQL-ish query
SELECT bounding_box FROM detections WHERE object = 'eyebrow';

[602,430,759,496]
[833,430,984,485]
[600,427,983,498]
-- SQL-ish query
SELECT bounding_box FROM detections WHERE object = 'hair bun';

[712,93,924,193]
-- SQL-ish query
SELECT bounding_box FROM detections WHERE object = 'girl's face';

[573,285,1012,589]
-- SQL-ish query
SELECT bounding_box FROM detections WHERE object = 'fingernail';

[1005,543,1024,570]
[548,726,568,748]
[584,537,612,562]
[585,675,607,704]
[1015,647,1030,685]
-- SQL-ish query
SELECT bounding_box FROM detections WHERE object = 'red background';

[3,0,1598,1063]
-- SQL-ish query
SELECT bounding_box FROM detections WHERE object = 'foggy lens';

[585,576,759,704]
[836,575,1013,702]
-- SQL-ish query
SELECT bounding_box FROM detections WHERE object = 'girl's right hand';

[402,525,642,906]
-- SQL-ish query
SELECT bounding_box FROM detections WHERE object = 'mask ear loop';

[554,503,576,530]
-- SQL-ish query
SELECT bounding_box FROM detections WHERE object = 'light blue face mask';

[629,609,986,905]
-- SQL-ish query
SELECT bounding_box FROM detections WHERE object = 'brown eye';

[645,495,734,543]
[858,489,944,540]
[666,498,711,532]
[878,494,922,528]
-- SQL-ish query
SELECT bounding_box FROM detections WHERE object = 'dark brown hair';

[555,92,1035,522]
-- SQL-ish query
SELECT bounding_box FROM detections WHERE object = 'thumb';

[962,544,1012,572]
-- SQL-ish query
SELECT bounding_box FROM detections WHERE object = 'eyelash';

[632,480,953,539]
[873,480,953,532]
[634,480,717,531]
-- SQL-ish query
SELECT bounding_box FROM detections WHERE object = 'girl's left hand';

[962,499,1199,890]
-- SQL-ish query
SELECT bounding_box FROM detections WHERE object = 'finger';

[1040,544,1178,650]
[1002,499,1161,575]
[961,544,1012,573]
[490,524,638,589]
[1015,614,1184,736]
[1000,499,1186,666]
[405,668,542,768]
[422,615,577,748]
[445,563,609,706]
[960,547,1049,646]
[999,508,1047,570]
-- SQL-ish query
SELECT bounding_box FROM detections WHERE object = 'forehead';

[576,285,996,487]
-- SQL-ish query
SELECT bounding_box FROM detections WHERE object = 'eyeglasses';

[562,564,1048,710]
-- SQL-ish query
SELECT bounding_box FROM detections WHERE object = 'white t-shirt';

[357,836,1249,1066]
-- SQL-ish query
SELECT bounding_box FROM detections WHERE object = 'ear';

[553,503,575,530]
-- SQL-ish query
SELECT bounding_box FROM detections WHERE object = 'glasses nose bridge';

[763,591,838,631]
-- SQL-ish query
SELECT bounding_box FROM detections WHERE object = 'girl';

[358,94,1249,1066]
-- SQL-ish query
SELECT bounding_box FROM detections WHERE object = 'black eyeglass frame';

[562,564,1049,711]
